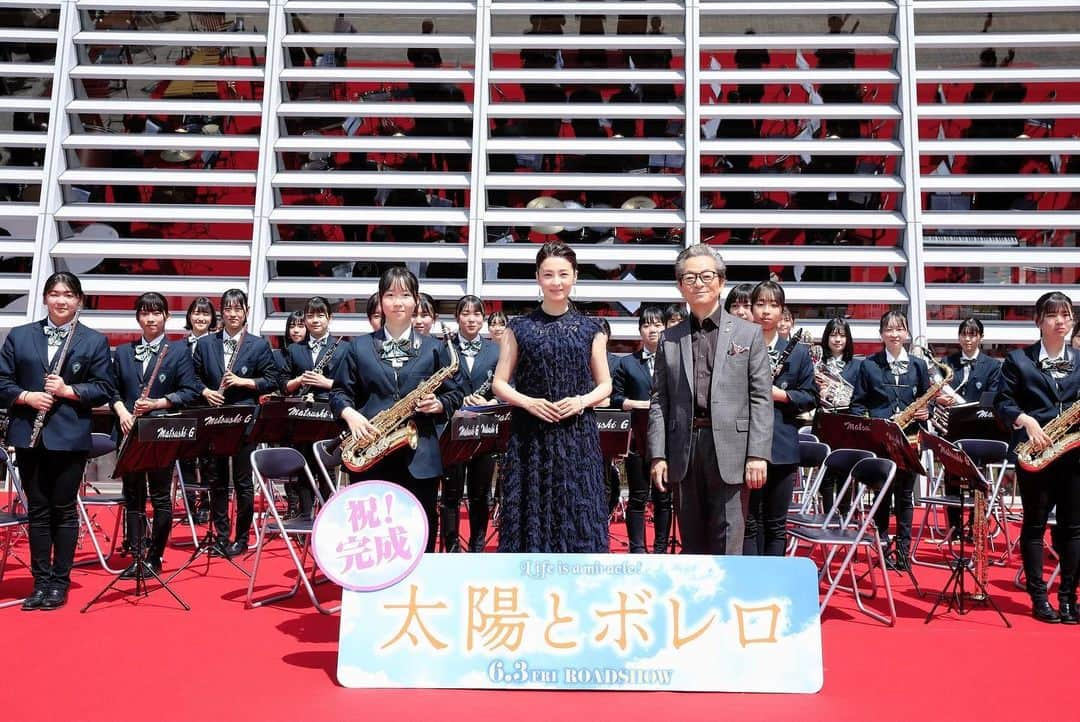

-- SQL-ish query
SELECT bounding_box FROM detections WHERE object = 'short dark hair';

[1035,292,1074,324]
[878,310,909,334]
[724,282,755,312]
[220,288,248,310]
[185,297,215,331]
[304,296,332,317]
[535,241,577,272]
[822,317,854,363]
[43,271,84,300]
[416,292,437,317]
[134,292,168,315]
[455,294,485,318]
[751,280,786,308]
[957,317,984,336]
[663,303,686,324]
[638,306,664,328]
[378,266,420,304]
[365,292,381,320]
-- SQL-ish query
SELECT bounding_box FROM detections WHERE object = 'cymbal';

[621,195,657,210]
[562,200,584,231]
[526,196,564,209]
[160,149,196,163]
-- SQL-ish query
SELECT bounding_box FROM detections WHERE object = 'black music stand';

[82,415,194,612]
[249,399,340,446]
[920,432,1011,627]
[597,409,633,549]
[166,406,256,583]
[440,405,511,551]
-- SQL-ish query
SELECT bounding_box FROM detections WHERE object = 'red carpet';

[5,506,1079,722]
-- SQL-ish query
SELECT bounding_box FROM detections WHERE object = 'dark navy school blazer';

[112,338,201,414]
[995,343,1080,454]
[612,348,653,411]
[852,350,931,434]
[0,320,114,451]
[455,336,500,400]
[192,331,279,406]
[282,335,345,402]
[330,330,463,480]
[769,339,819,465]
[945,351,1002,404]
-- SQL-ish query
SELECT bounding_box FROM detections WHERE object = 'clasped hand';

[525,396,581,423]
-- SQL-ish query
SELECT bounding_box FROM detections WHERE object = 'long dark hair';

[822,317,854,363]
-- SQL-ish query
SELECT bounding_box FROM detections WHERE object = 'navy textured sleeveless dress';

[497,308,609,553]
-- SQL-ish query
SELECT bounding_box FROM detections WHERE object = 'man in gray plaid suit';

[647,245,773,554]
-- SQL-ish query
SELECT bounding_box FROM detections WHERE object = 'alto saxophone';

[340,333,460,473]
[892,345,953,443]
[1015,397,1080,472]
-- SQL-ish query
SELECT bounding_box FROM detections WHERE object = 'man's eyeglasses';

[679,271,721,286]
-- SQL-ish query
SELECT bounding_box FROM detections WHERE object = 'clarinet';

[116,343,170,460]
[771,328,808,379]
[296,337,341,404]
[28,309,80,448]
[218,330,245,398]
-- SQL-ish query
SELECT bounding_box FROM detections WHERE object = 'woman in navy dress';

[492,242,613,553]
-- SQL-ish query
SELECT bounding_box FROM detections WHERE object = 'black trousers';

[179,456,210,510]
[676,428,748,555]
[203,443,255,543]
[289,445,332,519]
[874,468,916,551]
[349,454,439,554]
[1018,456,1080,600]
[744,463,797,556]
[17,447,87,592]
[440,454,496,552]
[121,467,172,560]
[624,452,672,554]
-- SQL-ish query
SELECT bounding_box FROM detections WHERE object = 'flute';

[28,309,81,448]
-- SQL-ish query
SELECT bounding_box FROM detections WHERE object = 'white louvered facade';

[0,0,1077,347]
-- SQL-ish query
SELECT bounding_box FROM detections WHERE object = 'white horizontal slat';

[265,277,466,299]
[700,34,897,50]
[482,278,679,304]
[0,132,46,147]
[0,28,58,43]
[923,284,1080,306]
[920,175,1080,192]
[285,1,475,14]
[0,168,44,185]
[722,244,907,266]
[699,103,901,120]
[699,209,906,228]
[66,98,262,116]
[74,31,267,46]
[699,69,900,84]
[700,1,897,14]
[0,240,36,255]
[486,172,686,192]
[701,139,903,155]
[78,275,247,296]
[54,204,254,223]
[266,242,469,263]
[0,204,38,218]
[484,208,684,227]
[274,171,471,189]
[917,68,1080,84]
[923,247,1080,267]
[920,139,1080,155]
[916,103,1080,119]
[700,174,903,193]
[491,2,683,14]
[915,32,1080,48]
[0,97,52,113]
[270,207,468,226]
[63,134,260,151]
[480,244,678,265]
[492,35,685,50]
[914,0,1079,13]
[80,0,269,10]
[60,169,257,187]
[70,315,203,335]
[485,137,684,155]
[275,136,471,153]
[487,102,683,119]
[923,211,1080,229]
[0,277,31,294]
[279,101,471,118]
[488,69,684,85]
[283,33,474,49]
[924,322,1038,347]
[0,62,55,78]
[259,317,379,338]
[69,65,264,82]
[53,240,252,260]
[280,67,473,83]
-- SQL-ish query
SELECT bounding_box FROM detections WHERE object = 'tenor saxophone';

[1015,397,1080,472]
[340,334,460,473]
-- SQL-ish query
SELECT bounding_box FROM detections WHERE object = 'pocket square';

[728,342,749,356]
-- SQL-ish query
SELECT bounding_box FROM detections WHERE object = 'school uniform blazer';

[612,348,654,409]
[995,343,1080,453]
[770,340,819,465]
[330,330,463,479]
[851,350,930,434]
[945,351,1002,404]
[192,331,279,406]
[0,320,114,451]
[455,337,500,399]
[282,335,345,401]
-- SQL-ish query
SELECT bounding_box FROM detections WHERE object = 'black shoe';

[207,538,230,557]
[194,509,210,524]
[119,561,141,579]
[885,550,910,572]
[1059,597,1079,624]
[1032,598,1061,624]
[40,588,68,611]
[146,557,162,575]
[225,540,248,558]
[21,589,47,611]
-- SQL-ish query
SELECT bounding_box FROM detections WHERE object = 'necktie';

[890,359,909,377]
[223,338,237,355]
[460,339,482,356]
[134,341,159,363]
[1040,357,1074,376]
[44,325,68,347]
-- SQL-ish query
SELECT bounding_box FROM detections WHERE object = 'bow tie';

[460,339,482,356]
[44,325,68,347]
[381,338,412,359]
[768,347,782,368]
[309,337,327,352]
[134,341,160,363]
[827,357,845,372]
[641,349,655,362]
[223,338,238,355]
[960,357,977,368]
[188,335,199,346]
[889,359,909,376]
[1040,357,1074,375]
